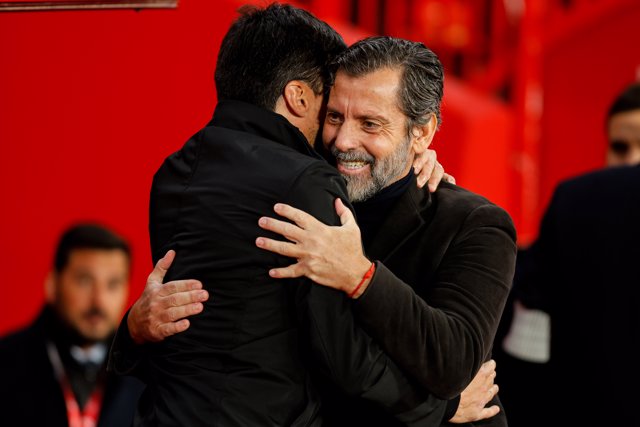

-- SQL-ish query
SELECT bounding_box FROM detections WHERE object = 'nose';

[331,121,360,152]
[91,282,109,311]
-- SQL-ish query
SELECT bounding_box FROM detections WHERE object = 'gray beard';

[332,137,412,202]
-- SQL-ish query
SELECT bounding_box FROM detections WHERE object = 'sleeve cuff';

[107,310,146,377]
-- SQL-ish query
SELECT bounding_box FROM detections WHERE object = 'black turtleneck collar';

[209,99,323,161]
[353,169,415,249]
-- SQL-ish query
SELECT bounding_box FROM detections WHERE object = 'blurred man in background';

[495,82,640,426]
[0,223,144,427]
[605,82,640,166]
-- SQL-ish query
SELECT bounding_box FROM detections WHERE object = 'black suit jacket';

[515,165,640,426]
[0,306,145,427]
[112,100,446,426]
[322,180,516,427]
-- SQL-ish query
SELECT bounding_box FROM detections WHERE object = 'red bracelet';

[349,262,376,298]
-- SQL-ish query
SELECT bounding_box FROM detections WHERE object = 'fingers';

[161,301,205,324]
[479,405,501,420]
[334,198,355,225]
[273,203,316,229]
[258,216,304,242]
[158,279,204,297]
[256,237,301,258]
[414,149,437,184]
[159,286,209,307]
[481,359,497,374]
[490,383,499,398]
[427,162,445,193]
[157,318,192,340]
[147,250,176,285]
[268,264,305,279]
[443,172,457,185]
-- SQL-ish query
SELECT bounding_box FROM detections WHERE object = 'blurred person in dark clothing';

[0,223,144,427]
[494,82,640,426]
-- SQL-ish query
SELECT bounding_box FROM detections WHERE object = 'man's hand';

[449,359,501,424]
[256,199,372,297]
[413,148,456,192]
[127,250,208,344]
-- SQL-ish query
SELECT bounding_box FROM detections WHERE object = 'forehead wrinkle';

[329,89,398,126]
[331,69,401,110]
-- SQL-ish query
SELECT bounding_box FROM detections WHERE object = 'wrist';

[127,308,145,345]
[348,260,376,299]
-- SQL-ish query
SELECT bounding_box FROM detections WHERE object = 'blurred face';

[323,68,415,202]
[49,249,129,346]
[607,109,640,166]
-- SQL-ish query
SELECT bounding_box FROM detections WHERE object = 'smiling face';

[323,67,428,202]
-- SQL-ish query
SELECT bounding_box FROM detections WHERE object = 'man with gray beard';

[256,36,517,427]
[109,3,503,425]
[115,34,512,426]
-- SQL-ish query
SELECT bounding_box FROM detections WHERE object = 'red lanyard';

[47,342,105,427]
[60,376,104,427]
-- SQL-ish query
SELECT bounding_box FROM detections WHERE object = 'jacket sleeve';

[352,203,517,399]
[514,185,563,312]
[284,162,452,424]
[107,310,149,382]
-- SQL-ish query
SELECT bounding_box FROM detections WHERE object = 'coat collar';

[209,99,322,160]
[366,177,433,262]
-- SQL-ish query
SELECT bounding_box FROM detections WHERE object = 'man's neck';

[354,170,414,249]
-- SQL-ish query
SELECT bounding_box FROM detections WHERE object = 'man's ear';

[411,113,438,154]
[44,271,56,304]
[281,80,314,118]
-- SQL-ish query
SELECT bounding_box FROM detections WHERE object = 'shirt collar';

[209,99,322,160]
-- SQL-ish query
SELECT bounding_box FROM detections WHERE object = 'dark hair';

[607,83,640,120]
[330,36,444,135]
[54,224,131,272]
[214,3,346,111]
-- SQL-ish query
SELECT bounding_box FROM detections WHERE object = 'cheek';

[57,287,89,317]
[105,287,129,314]
[365,137,394,159]
[322,127,335,148]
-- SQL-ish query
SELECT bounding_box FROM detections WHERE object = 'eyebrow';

[355,112,390,124]
[327,107,388,120]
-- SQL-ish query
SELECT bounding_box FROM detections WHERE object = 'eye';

[609,140,630,155]
[325,112,342,125]
[362,121,381,131]
[76,274,93,287]
[108,278,126,292]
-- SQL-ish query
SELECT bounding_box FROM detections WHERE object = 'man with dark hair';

[0,223,144,427]
[506,164,640,426]
[255,36,516,427]
[109,5,498,427]
[491,82,640,427]
[117,32,513,426]
[606,82,640,166]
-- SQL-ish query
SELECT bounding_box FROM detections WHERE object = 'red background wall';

[537,3,640,225]
[0,1,236,334]
[1,0,638,335]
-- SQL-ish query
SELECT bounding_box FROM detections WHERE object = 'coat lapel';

[366,182,432,263]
